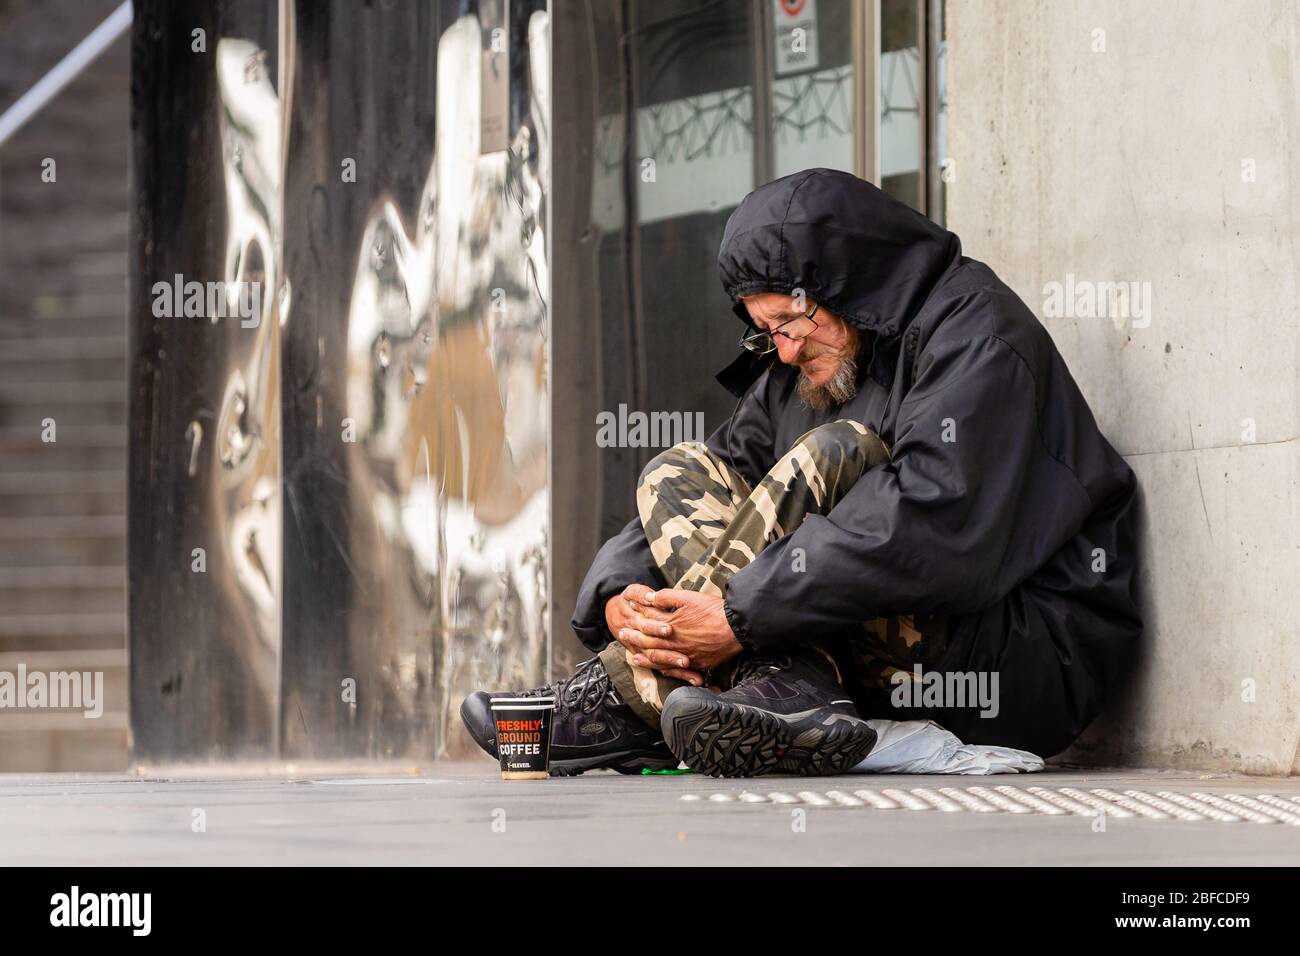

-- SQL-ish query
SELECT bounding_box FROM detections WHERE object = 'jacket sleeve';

[570,516,668,652]
[570,370,776,652]
[722,333,1096,652]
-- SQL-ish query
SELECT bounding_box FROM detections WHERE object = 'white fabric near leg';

[849,719,1044,774]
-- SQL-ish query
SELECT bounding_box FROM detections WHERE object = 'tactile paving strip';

[680,787,1300,824]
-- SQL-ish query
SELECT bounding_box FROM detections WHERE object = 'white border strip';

[490,697,555,707]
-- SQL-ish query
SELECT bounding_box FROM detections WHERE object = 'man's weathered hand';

[604,585,703,685]
[609,586,744,681]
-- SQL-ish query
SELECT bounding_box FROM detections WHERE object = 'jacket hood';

[717,167,961,345]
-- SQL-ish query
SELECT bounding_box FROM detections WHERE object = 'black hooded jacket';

[572,169,1142,757]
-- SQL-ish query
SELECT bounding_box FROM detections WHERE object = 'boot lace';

[517,657,615,714]
[731,653,792,688]
[557,657,616,714]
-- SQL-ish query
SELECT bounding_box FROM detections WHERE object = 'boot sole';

[661,689,877,778]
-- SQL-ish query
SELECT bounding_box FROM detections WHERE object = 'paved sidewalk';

[1,762,1298,865]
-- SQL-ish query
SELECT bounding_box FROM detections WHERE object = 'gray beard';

[796,353,859,410]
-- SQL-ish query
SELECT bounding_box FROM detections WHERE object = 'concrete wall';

[945,0,1299,773]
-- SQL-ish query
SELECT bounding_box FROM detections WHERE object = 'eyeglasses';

[738,302,820,355]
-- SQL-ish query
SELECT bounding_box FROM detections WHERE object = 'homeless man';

[462,168,1142,778]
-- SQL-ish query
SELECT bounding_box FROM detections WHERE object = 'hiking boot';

[460,656,678,776]
[659,648,876,777]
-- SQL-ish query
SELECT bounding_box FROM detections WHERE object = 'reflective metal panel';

[130,0,550,761]
[279,0,550,759]
[128,0,281,760]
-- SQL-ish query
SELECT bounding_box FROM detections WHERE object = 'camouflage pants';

[598,420,950,729]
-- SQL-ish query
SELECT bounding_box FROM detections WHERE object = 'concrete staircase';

[0,0,129,770]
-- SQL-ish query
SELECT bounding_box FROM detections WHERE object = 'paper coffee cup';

[491,696,555,779]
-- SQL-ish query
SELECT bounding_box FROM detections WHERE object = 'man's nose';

[775,335,803,364]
